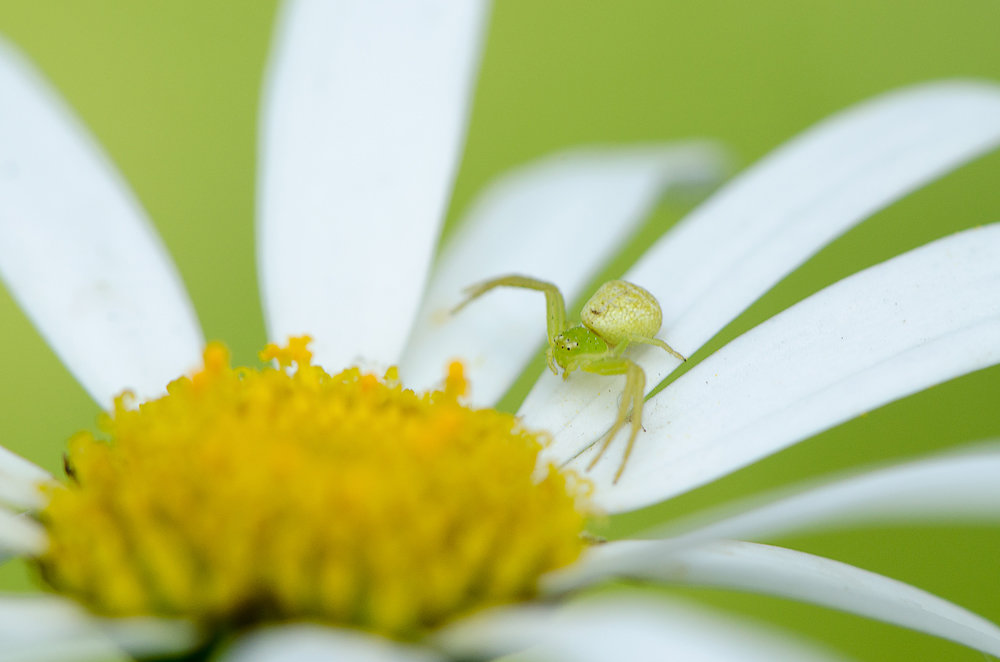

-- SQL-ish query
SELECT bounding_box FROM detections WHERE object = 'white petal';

[545,540,1000,658]
[0,481,44,514]
[0,595,96,642]
[437,595,851,662]
[0,39,204,407]
[432,603,556,659]
[0,595,119,662]
[520,80,1000,472]
[564,224,1000,511]
[0,445,51,511]
[0,596,199,662]
[400,143,728,403]
[649,442,1000,544]
[0,640,124,662]
[0,509,47,557]
[219,625,441,662]
[97,617,200,659]
[258,0,489,371]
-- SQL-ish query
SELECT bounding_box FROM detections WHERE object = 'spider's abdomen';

[581,280,662,347]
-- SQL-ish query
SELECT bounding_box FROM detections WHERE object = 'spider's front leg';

[580,356,646,483]
[451,274,570,348]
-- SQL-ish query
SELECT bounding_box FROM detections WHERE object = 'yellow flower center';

[37,338,589,637]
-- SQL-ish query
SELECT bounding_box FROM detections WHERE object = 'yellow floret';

[38,338,590,638]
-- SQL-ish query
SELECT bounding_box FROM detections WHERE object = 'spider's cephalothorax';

[453,275,685,482]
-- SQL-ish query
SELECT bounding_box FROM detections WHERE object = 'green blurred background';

[1,1,998,660]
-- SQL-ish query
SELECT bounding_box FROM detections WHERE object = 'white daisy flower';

[1,1,1000,661]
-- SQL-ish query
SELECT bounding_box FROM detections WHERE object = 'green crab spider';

[452,275,685,483]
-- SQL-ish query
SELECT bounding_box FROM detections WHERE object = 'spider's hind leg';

[581,357,646,483]
[615,334,686,362]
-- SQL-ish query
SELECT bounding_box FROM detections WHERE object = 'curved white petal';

[0,595,97,641]
[520,80,1000,472]
[400,143,728,403]
[0,596,199,661]
[0,445,49,484]
[561,224,1000,511]
[648,442,1000,545]
[0,509,46,557]
[0,481,44,514]
[0,39,204,406]
[0,595,119,662]
[545,540,1000,658]
[219,625,442,662]
[258,0,489,371]
[97,617,201,659]
[0,640,124,662]
[438,595,850,662]
[0,445,50,511]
